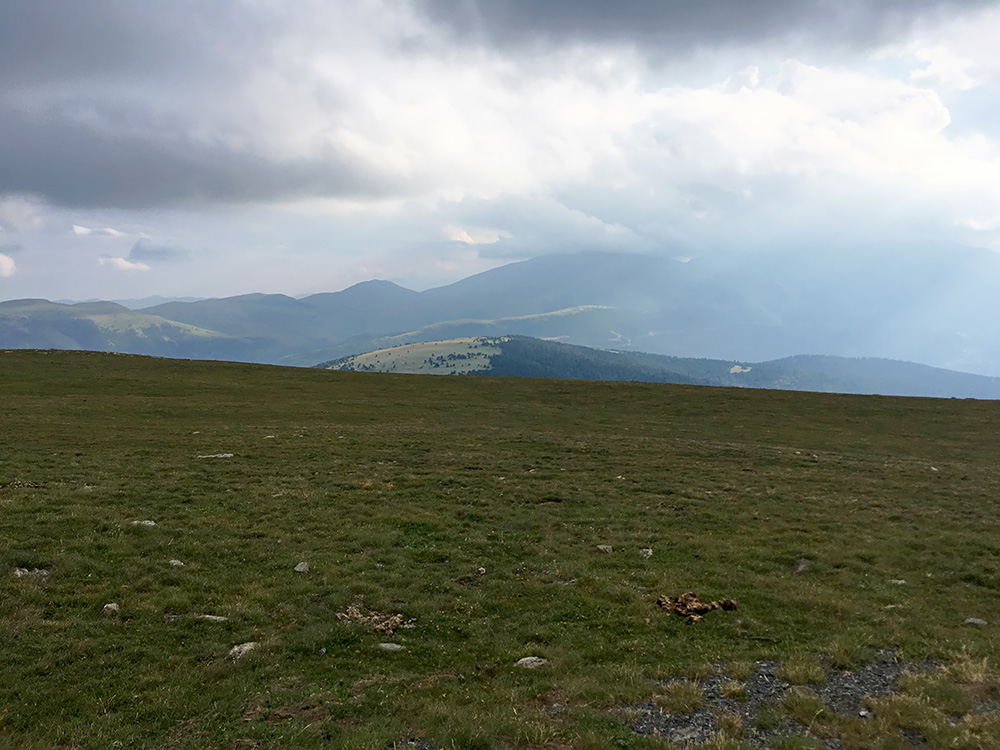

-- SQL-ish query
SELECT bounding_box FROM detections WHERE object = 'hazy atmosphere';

[1,0,998,301]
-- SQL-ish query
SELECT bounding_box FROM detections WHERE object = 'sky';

[1,0,998,301]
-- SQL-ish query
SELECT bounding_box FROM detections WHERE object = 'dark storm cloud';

[418,0,989,50]
[0,1,267,88]
[0,2,387,210]
[0,103,401,210]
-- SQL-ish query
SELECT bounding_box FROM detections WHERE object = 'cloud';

[99,255,150,272]
[128,237,187,261]
[443,225,511,245]
[416,0,986,51]
[0,253,16,277]
[0,194,46,231]
[73,224,125,237]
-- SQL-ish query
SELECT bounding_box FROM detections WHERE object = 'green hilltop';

[318,335,1000,399]
[4,350,1000,748]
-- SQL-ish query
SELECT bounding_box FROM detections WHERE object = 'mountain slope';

[0,299,248,359]
[317,335,1000,399]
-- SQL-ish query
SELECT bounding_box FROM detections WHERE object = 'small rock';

[515,656,548,669]
[12,567,49,581]
[596,544,613,554]
[889,579,907,585]
[294,561,310,574]
[318,647,327,655]
[169,559,185,567]
[101,602,120,618]
[197,453,234,459]
[131,520,156,527]
[229,641,259,660]
[859,709,872,719]
[378,643,404,652]
[964,617,988,627]
[198,614,229,622]
[476,567,486,575]
[792,558,812,575]
[639,548,653,559]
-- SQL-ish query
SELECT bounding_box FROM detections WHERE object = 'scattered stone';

[889,579,907,585]
[477,566,486,575]
[229,641,259,660]
[131,519,156,527]
[318,647,327,655]
[294,561,310,574]
[197,453,234,459]
[378,643,404,652]
[515,656,548,669]
[169,559,185,567]
[964,617,988,627]
[197,614,229,622]
[12,567,49,581]
[597,544,614,554]
[792,558,812,575]
[101,602,120,618]
[639,548,653,559]
[656,592,737,624]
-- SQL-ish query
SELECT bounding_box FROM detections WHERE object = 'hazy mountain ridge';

[318,335,1000,399]
[0,298,248,359]
[5,248,1000,382]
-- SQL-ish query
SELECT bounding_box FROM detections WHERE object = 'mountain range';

[3,248,1000,393]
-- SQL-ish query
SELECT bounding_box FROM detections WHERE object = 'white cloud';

[98,256,150,271]
[73,225,126,238]
[443,224,511,244]
[0,195,46,231]
[0,253,16,277]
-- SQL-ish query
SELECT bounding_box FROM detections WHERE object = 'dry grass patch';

[778,655,827,685]
[724,660,755,682]
[652,681,705,715]
[720,681,748,701]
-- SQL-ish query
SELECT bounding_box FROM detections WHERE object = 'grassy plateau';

[2,350,1000,749]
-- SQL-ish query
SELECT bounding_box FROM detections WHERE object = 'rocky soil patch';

[629,650,947,747]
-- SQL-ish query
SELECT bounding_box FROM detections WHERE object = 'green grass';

[2,350,1000,748]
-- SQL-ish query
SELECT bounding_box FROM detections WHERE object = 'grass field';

[3,350,1000,749]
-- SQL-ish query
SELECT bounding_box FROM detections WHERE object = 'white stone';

[198,614,228,622]
[169,559,185,567]
[964,617,988,627]
[596,545,613,554]
[131,520,156,527]
[378,643,404,651]
[12,567,49,580]
[228,641,259,659]
[294,561,310,573]
[515,656,548,669]
[101,602,120,618]
[639,548,653,558]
